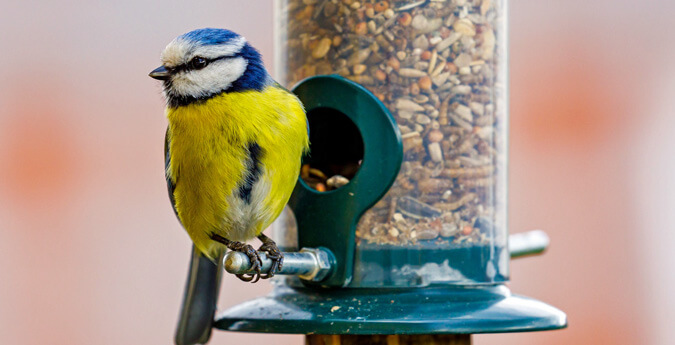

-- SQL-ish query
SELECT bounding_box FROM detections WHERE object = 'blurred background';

[0,0,673,344]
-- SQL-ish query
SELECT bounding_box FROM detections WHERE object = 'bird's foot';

[231,243,263,283]
[211,234,263,283]
[257,234,284,279]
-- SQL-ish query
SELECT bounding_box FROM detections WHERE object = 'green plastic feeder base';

[215,284,567,335]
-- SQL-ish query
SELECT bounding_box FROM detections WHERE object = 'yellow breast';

[166,85,308,260]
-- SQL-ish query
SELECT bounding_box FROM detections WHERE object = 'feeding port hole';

[301,107,364,192]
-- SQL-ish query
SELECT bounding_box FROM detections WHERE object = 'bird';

[149,28,309,283]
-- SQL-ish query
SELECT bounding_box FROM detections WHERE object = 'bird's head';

[149,28,269,107]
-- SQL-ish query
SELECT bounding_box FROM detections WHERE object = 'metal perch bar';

[508,230,550,259]
[224,247,333,282]
[224,230,550,280]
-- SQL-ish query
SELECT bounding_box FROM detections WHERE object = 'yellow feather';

[166,85,309,261]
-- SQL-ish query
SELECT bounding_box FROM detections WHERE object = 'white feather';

[168,57,247,99]
[223,173,273,241]
[160,39,193,68]
[189,36,246,60]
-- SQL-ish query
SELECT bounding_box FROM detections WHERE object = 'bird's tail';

[174,246,223,345]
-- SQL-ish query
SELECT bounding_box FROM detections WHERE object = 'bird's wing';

[165,127,180,220]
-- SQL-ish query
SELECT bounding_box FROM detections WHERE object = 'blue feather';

[229,44,269,92]
[179,28,240,46]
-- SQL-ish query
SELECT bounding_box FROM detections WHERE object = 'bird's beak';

[149,66,171,80]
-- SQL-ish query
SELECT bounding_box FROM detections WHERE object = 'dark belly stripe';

[238,142,263,203]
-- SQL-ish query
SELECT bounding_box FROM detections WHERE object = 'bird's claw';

[234,244,263,283]
[217,239,261,283]
[211,233,281,283]
[258,242,284,280]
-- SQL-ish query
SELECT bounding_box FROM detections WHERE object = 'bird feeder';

[174,1,566,344]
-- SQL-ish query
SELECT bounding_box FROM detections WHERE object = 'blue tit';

[149,28,309,283]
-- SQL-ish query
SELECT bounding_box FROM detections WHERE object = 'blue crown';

[179,28,241,46]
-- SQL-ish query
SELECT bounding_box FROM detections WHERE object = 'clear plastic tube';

[276,0,508,287]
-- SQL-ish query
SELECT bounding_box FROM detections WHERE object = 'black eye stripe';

[169,53,242,73]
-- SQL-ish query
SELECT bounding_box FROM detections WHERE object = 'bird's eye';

[189,57,208,70]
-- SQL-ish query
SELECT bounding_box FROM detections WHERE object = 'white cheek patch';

[160,38,194,68]
[188,36,247,60]
[170,57,248,98]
